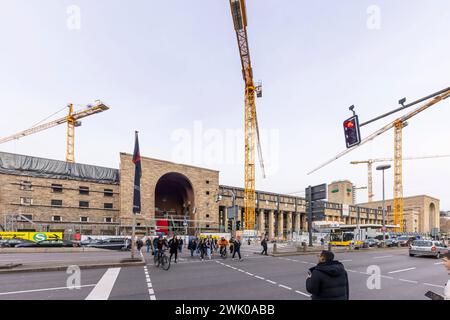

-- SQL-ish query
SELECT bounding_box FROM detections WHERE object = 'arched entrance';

[429,203,436,230]
[154,172,195,236]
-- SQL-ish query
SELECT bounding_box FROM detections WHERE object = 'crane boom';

[308,88,450,175]
[229,0,265,231]
[0,101,109,162]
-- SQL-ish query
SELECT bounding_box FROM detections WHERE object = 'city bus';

[328,224,399,247]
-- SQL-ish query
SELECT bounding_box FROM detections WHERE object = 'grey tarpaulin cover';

[0,151,119,184]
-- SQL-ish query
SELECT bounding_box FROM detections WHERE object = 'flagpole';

[131,212,136,260]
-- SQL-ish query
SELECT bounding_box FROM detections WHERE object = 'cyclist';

[218,237,229,256]
[157,236,169,261]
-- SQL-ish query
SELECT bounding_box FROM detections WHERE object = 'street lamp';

[376,164,391,246]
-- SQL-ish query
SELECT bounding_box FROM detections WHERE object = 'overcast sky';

[1,0,449,209]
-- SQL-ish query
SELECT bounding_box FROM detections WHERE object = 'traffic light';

[236,221,241,231]
[343,115,361,148]
[227,220,233,231]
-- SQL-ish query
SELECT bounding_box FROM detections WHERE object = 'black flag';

[132,131,142,214]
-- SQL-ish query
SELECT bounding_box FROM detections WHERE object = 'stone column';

[277,212,284,239]
[258,209,265,236]
[268,210,275,240]
[287,212,293,240]
[295,213,301,234]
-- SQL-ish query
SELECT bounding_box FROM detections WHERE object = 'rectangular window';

[79,201,89,208]
[387,205,392,212]
[20,181,33,191]
[206,214,210,218]
[206,191,210,195]
[206,180,210,184]
[79,186,90,195]
[18,214,33,222]
[52,216,61,222]
[52,184,63,193]
[104,189,114,197]
[80,216,89,223]
[104,217,113,223]
[104,203,113,209]
[20,197,33,205]
[51,200,63,207]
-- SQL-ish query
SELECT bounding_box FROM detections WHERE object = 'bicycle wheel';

[161,255,170,271]
[154,253,159,265]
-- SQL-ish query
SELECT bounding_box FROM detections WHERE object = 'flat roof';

[0,151,119,184]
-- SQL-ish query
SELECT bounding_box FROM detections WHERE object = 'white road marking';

[0,284,96,296]
[237,269,245,272]
[296,290,312,297]
[246,272,254,276]
[266,280,277,285]
[434,262,444,265]
[388,267,416,274]
[423,283,445,288]
[85,268,121,300]
[399,279,418,284]
[381,275,394,279]
[255,276,265,280]
[341,259,353,262]
[144,266,156,301]
[279,284,292,290]
[373,255,393,259]
[347,270,357,273]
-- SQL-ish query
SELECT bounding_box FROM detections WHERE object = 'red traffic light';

[344,120,355,128]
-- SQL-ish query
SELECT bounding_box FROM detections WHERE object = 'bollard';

[273,243,277,254]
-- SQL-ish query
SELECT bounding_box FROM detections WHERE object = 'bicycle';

[220,247,228,259]
[155,249,170,271]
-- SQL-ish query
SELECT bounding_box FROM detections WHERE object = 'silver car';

[409,240,448,259]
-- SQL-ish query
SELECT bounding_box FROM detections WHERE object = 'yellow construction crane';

[351,154,450,203]
[229,0,265,232]
[309,87,450,232]
[0,101,109,163]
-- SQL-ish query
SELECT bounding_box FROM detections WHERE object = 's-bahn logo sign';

[33,233,47,241]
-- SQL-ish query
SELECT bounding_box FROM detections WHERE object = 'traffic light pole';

[308,186,313,247]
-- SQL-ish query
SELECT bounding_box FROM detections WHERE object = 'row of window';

[51,216,113,223]
[20,197,114,209]
[20,181,115,197]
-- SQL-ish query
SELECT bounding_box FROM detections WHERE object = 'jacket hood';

[310,261,347,277]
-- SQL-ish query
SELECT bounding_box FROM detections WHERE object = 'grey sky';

[1,1,449,208]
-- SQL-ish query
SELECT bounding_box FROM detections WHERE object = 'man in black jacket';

[306,250,349,300]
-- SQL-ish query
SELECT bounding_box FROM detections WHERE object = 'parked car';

[15,240,79,248]
[384,238,399,247]
[0,238,35,248]
[409,240,448,258]
[83,238,128,251]
[364,238,380,247]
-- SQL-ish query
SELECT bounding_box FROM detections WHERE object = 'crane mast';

[229,0,264,231]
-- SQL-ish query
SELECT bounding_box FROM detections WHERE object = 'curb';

[0,260,145,274]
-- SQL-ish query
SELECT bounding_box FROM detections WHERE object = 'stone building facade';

[357,195,440,233]
[0,151,439,237]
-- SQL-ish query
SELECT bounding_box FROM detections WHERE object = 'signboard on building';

[0,232,63,242]
[243,230,257,237]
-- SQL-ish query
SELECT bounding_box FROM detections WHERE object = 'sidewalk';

[0,250,145,274]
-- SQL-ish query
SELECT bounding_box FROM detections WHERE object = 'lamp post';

[376,164,391,246]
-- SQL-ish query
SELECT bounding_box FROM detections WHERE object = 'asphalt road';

[0,246,447,300]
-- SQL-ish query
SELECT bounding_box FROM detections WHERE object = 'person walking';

[232,237,242,261]
[199,238,207,261]
[153,236,160,256]
[306,250,349,300]
[145,237,152,253]
[229,237,234,255]
[189,238,197,257]
[206,238,212,260]
[179,237,184,253]
[136,238,144,252]
[261,236,268,255]
[168,235,180,264]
